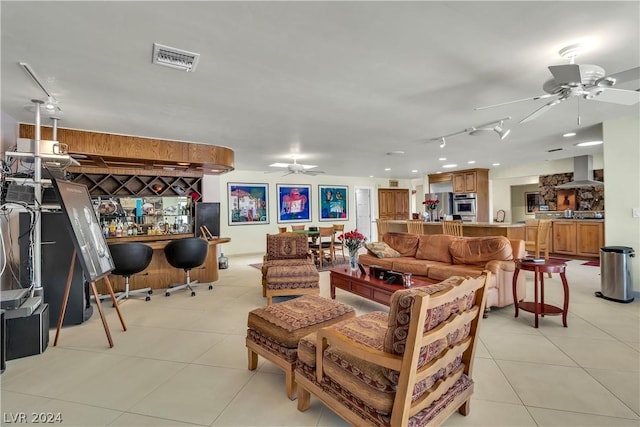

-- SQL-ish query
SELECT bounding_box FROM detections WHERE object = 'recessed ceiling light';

[492,162,501,166]
[467,160,476,164]
[438,157,446,161]
[411,169,418,173]
[442,164,457,168]
[384,168,391,171]
[563,132,576,137]
[369,175,374,178]
[576,140,603,147]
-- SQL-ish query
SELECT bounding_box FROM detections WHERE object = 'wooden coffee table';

[329,267,435,306]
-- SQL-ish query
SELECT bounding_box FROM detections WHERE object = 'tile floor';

[1,254,638,426]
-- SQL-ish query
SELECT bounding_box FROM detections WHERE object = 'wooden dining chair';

[291,225,306,231]
[332,224,345,259]
[525,219,553,277]
[309,226,335,268]
[278,226,287,233]
[376,219,390,240]
[406,219,424,235]
[441,220,463,236]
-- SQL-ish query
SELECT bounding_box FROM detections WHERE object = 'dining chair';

[332,224,345,259]
[376,219,390,240]
[406,219,424,235]
[291,225,306,231]
[278,226,287,233]
[525,219,553,277]
[309,226,335,268]
[441,220,463,236]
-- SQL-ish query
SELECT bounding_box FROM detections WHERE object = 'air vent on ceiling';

[152,43,200,72]
[547,148,563,152]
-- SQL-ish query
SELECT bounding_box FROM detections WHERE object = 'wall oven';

[453,193,477,219]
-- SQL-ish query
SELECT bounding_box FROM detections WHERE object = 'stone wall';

[539,169,604,211]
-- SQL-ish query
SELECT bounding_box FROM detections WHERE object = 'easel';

[200,225,216,240]
[53,250,126,348]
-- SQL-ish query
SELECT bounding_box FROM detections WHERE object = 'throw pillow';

[365,242,401,259]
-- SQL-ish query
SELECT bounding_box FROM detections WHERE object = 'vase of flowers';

[422,198,440,222]
[338,229,367,271]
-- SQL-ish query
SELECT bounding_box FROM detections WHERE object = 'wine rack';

[71,172,201,197]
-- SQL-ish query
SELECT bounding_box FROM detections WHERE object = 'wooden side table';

[512,259,569,328]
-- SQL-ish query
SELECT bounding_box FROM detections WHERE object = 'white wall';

[206,170,411,255]
[603,116,640,292]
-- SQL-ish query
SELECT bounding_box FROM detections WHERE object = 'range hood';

[556,155,603,189]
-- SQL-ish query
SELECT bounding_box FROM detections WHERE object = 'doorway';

[355,187,373,243]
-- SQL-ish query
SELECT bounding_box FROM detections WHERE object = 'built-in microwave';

[453,193,477,216]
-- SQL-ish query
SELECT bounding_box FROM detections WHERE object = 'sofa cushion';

[364,242,401,258]
[382,232,419,257]
[426,264,484,283]
[449,236,513,266]
[358,253,395,270]
[390,258,429,277]
[415,234,455,263]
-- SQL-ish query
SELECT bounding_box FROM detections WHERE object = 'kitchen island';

[386,220,525,239]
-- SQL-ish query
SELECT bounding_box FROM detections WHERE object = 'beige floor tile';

[211,372,322,426]
[129,364,254,425]
[120,305,207,330]
[0,391,52,416]
[536,314,617,340]
[188,308,252,335]
[108,412,205,426]
[316,406,350,426]
[497,360,638,419]
[586,368,640,415]
[528,406,640,426]
[547,335,640,372]
[443,399,536,426]
[6,398,123,427]
[57,357,186,410]
[474,338,491,359]
[192,334,252,370]
[471,358,521,404]
[481,332,577,366]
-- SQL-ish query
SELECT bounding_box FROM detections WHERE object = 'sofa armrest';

[483,259,525,308]
[509,239,526,259]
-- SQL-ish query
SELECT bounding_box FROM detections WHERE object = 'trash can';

[596,246,635,303]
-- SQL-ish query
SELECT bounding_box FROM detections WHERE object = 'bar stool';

[164,237,210,297]
[108,243,153,304]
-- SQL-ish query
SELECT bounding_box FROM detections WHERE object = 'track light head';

[494,121,511,140]
[439,137,446,148]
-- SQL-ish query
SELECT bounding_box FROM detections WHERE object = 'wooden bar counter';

[386,220,525,240]
[97,234,231,294]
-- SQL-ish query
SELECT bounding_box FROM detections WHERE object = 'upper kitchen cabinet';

[452,169,488,194]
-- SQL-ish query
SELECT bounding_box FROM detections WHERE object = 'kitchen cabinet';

[378,188,410,220]
[553,221,577,255]
[576,222,604,257]
[453,171,478,193]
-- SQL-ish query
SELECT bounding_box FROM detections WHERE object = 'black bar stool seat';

[164,237,210,297]
[108,243,153,304]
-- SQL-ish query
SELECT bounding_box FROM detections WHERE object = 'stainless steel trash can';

[596,246,635,303]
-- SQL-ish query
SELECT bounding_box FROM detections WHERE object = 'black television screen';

[194,202,220,238]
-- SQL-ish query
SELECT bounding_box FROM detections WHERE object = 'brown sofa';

[358,232,526,310]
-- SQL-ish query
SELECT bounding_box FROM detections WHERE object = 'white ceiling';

[1,1,638,178]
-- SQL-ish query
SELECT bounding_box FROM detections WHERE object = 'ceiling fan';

[476,45,640,124]
[266,157,325,176]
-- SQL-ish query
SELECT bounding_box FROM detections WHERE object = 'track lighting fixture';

[430,117,512,148]
[19,62,61,112]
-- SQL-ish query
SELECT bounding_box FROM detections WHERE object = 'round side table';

[512,259,569,328]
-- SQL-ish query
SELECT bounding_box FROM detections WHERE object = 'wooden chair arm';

[316,325,402,381]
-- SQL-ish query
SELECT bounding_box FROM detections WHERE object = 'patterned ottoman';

[246,295,355,400]
[265,263,320,305]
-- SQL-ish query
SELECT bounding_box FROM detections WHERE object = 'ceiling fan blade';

[548,64,582,85]
[474,94,554,110]
[519,96,566,123]
[589,87,640,105]
[269,163,290,168]
[304,170,325,175]
[596,66,640,87]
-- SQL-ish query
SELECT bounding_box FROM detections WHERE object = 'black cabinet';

[19,212,92,327]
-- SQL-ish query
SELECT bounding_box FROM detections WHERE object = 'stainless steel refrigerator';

[424,193,453,220]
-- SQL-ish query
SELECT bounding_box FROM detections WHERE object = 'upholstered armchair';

[296,272,489,426]
[261,233,319,305]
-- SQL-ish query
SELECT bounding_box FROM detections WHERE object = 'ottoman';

[264,263,320,305]
[246,295,355,400]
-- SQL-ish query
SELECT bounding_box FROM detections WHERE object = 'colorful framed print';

[227,183,269,225]
[276,184,311,223]
[319,185,348,221]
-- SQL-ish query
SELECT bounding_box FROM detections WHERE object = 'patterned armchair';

[261,233,319,305]
[295,272,489,426]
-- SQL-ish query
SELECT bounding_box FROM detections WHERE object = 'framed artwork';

[227,183,269,225]
[319,185,348,221]
[525,191,543,214]
[276,184,311,223]
[52,179,115,282]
